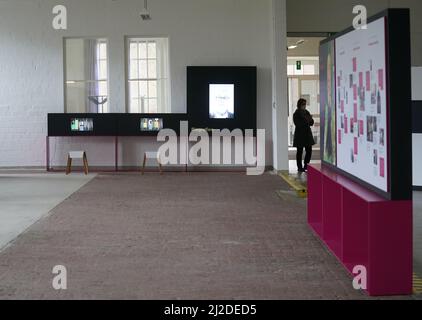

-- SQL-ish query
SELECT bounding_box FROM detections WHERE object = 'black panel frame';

[187,66,257,132]
[48,113,190,137]
[117,114,188,136]
[48,113,118,137]
[412,101,422,133]
[320,9,412,201]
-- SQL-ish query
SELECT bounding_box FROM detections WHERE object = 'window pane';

[139,42,147,59]
[148,80,157,98]
[126,37,170,114]
[101,102,108,113]
[139,60,148,79]
[304,64,316,75]
[99,81,108,96]
[287,65,294,76]
[140,97,148,113]
[66,82,86,113]
[130,98,140,113]
[99,60,107,80]
[65,38,109,113]
[65,39,86,81]
[130,60,138,79]
[147,42,156,59]
[148,98,158,113]
[294,68,304,76]
[130,43,138,59]
[148,60,157,79]
[99,43,107,60]
[129,81,139,99]
[139,81,148,97]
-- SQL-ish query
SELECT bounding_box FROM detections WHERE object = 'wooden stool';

[66,151,89,175]
[142,152,162,175]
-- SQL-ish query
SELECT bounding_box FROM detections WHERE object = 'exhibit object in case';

[140,118,164,132]
[71,118,94,132]
[311,9,412,296]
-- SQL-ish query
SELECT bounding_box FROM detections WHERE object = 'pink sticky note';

[366,71,371,91]
[359,120,364,135]
[359,72,363,87]
[344,116,348,134]
[353,57,357,72]
[380,158,385,177]
[354,137,358,155]
[338,130,342,144]
[354,103,358,119]
[353,85,357,101]
[378,69,384,90]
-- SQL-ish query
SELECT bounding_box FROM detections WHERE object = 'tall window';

[127,37,170,113]
[65,38,109,113]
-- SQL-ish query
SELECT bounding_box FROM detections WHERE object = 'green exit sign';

[296,61,302,70]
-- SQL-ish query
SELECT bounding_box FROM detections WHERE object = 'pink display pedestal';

[308,164,413,296]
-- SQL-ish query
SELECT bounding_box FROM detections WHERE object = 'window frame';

[125,36,171,114]
[63,37,110,114]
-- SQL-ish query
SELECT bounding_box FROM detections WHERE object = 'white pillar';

[271,0,289,171]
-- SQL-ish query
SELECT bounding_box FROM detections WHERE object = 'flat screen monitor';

[140,118,163,132]
[209,84,235,119]
[70,118,94,132]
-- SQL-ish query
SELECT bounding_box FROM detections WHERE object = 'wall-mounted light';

[140,0,151,21]
[287,39,305,51]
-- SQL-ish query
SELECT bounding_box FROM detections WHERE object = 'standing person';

[293,98,315,172]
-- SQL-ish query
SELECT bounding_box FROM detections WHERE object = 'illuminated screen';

[209,84,235,119]
[335,17,388,192]
[70,118,94,132]
[140,118,163,132]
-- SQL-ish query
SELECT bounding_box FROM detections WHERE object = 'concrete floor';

[0,170,418,299]
[0,172,387,299]
[0,172,95,251]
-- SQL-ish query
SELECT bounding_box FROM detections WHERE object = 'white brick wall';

[0,0,284,168]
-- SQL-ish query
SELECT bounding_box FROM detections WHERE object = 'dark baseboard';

[47,165,274,173]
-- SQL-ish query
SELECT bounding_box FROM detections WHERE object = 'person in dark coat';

[293,98,315,172]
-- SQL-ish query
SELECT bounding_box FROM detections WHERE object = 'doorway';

[287,61,320,147]
[287,36,326,163]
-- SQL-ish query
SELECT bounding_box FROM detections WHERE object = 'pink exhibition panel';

[308,164,412,296]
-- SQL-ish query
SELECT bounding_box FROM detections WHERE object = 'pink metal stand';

[308,164,413,296]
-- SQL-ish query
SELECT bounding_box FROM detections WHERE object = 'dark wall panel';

[48,114,117,137]
[187,66,257,132]
[413,101,422,133]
